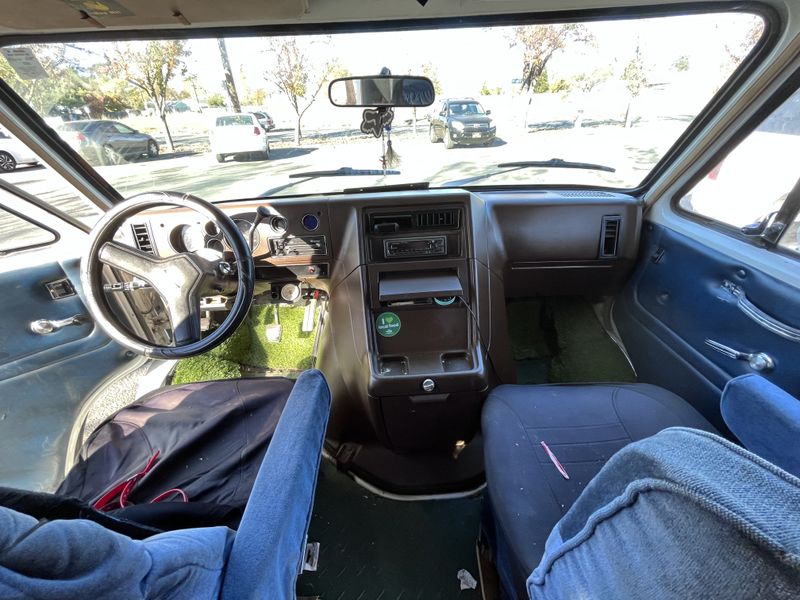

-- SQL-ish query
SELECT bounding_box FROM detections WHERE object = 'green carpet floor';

[507,297,635,384]
[172,303,318,385]
[297,460,483,599]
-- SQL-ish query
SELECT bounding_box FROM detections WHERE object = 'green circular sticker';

[376,312,401,337]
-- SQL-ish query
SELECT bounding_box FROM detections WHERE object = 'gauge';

[301,214,320,231]
[204,221,220,236]
[181,225,205,252]
[168,224,205,253]
[206,239,224,253]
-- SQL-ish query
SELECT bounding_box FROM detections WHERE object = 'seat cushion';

[482,383,716,598]
[58,377,295,529]
[529,428,800,599]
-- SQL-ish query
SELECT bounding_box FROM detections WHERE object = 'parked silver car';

[0,129,39,171]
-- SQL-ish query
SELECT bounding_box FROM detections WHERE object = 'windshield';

[450,102,486,116]
[0,13,764,201]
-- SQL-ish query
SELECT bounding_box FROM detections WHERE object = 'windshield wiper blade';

[444,157,615,187]
[261,166,402,198]
[288,167,401,179]
[497,159,615,173]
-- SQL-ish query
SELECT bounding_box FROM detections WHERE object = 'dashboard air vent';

[415,209,459,229]
[599,216,621,258]
[131,223,154,254]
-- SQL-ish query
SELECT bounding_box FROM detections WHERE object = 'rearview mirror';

[329,76,436,108]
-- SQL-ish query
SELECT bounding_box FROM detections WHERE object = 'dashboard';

[116,188,642,456]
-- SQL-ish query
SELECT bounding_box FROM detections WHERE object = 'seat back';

[528,428,800,599]
[220,369,331,600]
[721,373,800,477]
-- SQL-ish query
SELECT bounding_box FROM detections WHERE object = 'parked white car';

[0,129,39,171]
[210,113,270,163]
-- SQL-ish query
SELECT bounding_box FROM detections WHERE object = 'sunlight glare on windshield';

[0,12,764,205]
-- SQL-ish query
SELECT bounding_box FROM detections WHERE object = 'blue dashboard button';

[302,214,320,231]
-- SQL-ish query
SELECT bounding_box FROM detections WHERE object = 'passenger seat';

[481,383,716,598]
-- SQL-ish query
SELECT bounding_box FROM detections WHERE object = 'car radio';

[384,236,447,259]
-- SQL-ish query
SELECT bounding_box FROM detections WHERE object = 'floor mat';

[172,303,318,385]
[507,297,635,384]
[548,298,636,383]
[297,460,483,599]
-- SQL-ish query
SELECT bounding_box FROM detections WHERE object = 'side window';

[0,129,103,228]
[0,204,57,253]
[678,87,800,255]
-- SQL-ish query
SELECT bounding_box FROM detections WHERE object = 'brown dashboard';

[119,188,642,461]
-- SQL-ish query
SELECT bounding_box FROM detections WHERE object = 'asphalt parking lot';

[1,120,671,230]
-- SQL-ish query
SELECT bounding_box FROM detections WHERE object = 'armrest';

[220,369,331,600]
[721,374,800,477]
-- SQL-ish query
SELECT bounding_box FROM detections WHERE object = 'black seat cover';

[56,377,294,529]
[482,383,717,598]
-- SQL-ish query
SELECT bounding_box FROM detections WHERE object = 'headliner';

[0,0,769,41]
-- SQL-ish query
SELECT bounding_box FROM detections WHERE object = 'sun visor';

[378,270,463,302]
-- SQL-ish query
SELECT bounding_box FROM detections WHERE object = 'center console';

[361,203,489,450]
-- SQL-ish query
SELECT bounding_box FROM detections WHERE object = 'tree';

[725,17,765,65]
[105,41,189,151]
[420,62,442,96]
[568,67,611,128]
[264,37,338,145]
[672,55,690,72]
[243,87,267,107]
[511,24,594,92]
[532,69,550,94]
[0,45,86,116]
[621,45,648,128]
[207,92,225,107]
[413,63,442,134]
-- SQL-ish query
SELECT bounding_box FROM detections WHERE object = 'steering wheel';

[80,191,255,359]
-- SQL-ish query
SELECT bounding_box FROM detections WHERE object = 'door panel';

[614,222,800,432]
[0,188,136,491]
[1,260,93,372]
[0,256,131,491]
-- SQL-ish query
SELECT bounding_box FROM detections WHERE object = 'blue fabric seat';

[528,427,800,599]
[481,383,716,598]
[0,369,331,600]
[483,378,800,599]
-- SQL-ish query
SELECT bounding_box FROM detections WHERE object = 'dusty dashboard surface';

[108,189,641,349]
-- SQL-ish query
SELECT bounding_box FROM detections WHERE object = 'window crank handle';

[704,339,775,372]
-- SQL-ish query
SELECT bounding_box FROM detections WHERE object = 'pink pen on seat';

[540,441,570,480]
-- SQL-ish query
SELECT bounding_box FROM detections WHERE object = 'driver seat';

[0,369,331,599]
[56,376,303,529]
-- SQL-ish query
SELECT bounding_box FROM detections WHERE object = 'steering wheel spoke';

[99,241,161,281]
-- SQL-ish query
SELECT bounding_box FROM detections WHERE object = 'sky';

[177,12,761,99]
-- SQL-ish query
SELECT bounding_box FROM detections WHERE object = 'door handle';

[704,339,775,372]
[722,281,800,343]
[30,314,89,335]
